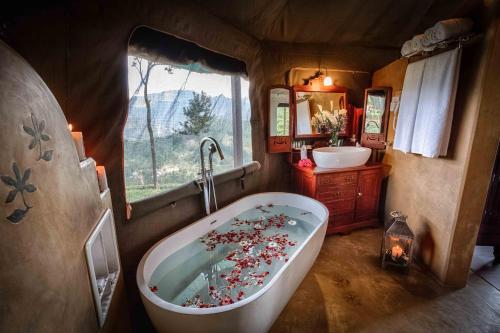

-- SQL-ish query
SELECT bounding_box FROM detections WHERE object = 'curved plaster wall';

[0,41,129,332]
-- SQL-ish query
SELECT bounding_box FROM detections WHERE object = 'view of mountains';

[125,90,251,140]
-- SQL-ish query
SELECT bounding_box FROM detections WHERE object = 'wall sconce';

[323,68,332,86]
[308,70,332,89]
[323,75,333,86]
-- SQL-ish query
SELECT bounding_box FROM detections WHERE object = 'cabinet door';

[302,173,315,198]
[292,170,315,198]
[355,169,382,221]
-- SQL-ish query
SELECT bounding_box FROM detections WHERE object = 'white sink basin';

[312,147,372,169]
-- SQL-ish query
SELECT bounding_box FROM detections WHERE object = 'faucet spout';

[199,137,224,215]
[199,137,224,175]
[206,137,224,160]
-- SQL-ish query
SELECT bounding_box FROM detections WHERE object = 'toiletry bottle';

[300,144,307,160]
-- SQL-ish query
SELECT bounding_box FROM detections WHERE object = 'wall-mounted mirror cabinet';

[361,87,392,149]
[293,85,348,139]
[268,86,292,153]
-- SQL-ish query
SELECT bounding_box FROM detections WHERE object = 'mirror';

[361,87,392,149]
[268,86,292,153]
[293,85,348,138]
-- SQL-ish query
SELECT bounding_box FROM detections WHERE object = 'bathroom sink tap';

[198,137,224,215]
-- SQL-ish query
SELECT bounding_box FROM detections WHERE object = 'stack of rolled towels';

[401,18,473,57]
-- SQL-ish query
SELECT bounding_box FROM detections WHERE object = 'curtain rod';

[401,33,483,63]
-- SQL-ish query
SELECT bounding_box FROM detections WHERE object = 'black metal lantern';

[381,214,414,271]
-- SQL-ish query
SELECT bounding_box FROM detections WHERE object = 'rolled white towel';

[401,39,414,56]
[401,34,426,56]
[411,34,425,52]
[421,34,437,51]
[423,18,473,45]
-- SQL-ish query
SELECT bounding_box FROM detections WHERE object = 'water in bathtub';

[148,204,321,308]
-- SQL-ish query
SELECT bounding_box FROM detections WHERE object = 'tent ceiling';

[194,0,479,48]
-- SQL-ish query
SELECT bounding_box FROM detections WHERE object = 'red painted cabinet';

[355,169,383,222]
[292,164,385,235]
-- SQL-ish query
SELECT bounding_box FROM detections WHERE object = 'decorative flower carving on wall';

[1,162,37,223]
[2,113,54,223]
[23,113,53,162]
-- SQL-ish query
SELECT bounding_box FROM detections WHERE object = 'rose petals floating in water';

[253,223,263,230]
[182,295,216,308]
[183,212,299,308]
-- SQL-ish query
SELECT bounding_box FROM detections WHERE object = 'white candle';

[96,166,108,192]
[391,245,404,261]
[126,203,133,220]
[69,124,86,161]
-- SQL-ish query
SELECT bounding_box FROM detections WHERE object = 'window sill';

[127,161,260,221]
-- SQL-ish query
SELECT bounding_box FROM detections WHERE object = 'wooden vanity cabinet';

[292,163,385,235]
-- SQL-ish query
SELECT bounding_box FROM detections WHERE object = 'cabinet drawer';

[325,199,356,216]
[318,186,357,202]
[317,181,357,193]
[329,212,354,227]
[318,172,358,186]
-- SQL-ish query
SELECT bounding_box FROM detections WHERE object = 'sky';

[128,56,249,99]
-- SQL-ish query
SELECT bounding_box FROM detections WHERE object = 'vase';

[330,132,339,147]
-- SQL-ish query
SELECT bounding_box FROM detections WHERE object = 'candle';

[69,124,86,161]
[391,245,404,261]
[96,166,108,192]
[126,203,133,220]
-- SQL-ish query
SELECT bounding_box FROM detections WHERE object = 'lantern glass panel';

[381,215,414,269]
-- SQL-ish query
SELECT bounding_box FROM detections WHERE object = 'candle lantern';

[381,214,414,271]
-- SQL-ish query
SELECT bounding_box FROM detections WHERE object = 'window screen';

[124,56,252,202]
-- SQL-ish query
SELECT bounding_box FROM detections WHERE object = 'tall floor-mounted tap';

[198,137,224,215]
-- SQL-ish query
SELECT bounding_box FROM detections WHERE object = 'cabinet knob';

[358,192,363,197]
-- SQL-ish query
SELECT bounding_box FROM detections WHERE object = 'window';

[124,56,252,202]
[275,103,290,136]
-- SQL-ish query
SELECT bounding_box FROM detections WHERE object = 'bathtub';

[137,192,328,333]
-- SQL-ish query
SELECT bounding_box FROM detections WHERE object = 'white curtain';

[394,48,462,158]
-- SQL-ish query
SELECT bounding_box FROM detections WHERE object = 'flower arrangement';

[327,109,347,147]
[310,105,336,134]
[310,102,347,146]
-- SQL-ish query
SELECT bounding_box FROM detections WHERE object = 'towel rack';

[401,33,482,62]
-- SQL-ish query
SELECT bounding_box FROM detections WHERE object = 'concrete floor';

[270,228,500,333]
[471,246,500,291]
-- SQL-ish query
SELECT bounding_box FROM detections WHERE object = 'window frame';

[124,58,251,203]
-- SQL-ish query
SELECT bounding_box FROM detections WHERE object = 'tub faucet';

[198,137,224,215]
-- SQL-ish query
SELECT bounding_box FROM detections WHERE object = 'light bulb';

[323,76,333,86]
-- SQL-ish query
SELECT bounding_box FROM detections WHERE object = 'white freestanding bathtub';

[137,192,328,333]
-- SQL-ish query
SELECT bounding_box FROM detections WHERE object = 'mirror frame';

[361,87,392,149]
[292,85,348,139]
[268,85,292,153]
